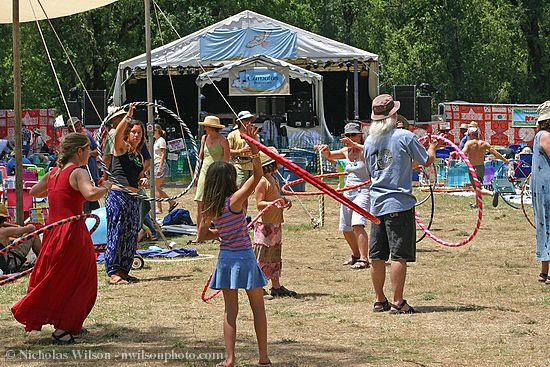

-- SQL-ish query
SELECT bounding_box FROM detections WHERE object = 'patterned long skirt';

[253,222,283,281]
[105,190,141,276]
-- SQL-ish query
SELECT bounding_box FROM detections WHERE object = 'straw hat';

[260,147,285,166]
[237,110,256,122]
[537,101,550,122]
[199,116,224,129]
[468,121,478,128]
[460,123,469,129]
[0,203,10,218]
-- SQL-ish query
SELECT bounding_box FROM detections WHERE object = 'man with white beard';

[363,94,438,314]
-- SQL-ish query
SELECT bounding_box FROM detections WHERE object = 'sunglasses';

[344,133,360,138]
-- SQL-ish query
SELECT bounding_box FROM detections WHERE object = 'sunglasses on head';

[344,133,360,138]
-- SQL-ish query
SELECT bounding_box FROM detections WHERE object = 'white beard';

[369,116,397,142]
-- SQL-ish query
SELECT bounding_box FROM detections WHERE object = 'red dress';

[12,165,97,333]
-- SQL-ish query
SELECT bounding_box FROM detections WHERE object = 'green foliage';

[0,0,548,110]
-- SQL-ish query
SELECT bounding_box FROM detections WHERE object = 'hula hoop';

[95,101,200,202]
[0,214,100,286]
[416,184,434,243]
[201,199,285,302]
[521,173,536,229]
[415,135,483,247]
[281,172,371,196]
[241,133,379,224]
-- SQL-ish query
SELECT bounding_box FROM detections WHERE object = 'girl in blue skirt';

[197,123,271,367]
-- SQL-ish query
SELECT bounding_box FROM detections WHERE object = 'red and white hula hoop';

[281,171,371,196]
[416,135,483,247]
[521,173,536,229]
[240,134,380,225]
[201,199,286,302]
[0,214,100,286]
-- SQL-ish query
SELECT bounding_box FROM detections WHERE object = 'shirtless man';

[462,128,509,184]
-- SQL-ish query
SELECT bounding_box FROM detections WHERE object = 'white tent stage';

[113,10,379,135]
[195,55,331,140]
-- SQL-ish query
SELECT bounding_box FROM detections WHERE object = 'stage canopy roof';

[0,0,118,23]
[114,9,379,104]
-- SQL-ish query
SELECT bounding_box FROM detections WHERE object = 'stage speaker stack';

[67,100,82,120]
[287,94,314,128]
[393,85,416,121]
[83,90,107,125]
[417,95,432,122]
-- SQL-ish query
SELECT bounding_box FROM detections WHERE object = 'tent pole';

[145,0,156,222]
[353,60,359,120]
[197,85,202,138]
[13,0,23,225]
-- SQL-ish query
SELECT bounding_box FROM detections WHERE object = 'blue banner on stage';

[200,27,297,60]
[229,67,289,96]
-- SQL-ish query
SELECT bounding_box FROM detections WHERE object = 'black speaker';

[393,85,416,121]
[287,111,314,128]
[83,90,107,125]
[417,95,432,122]
[67,100,82,120]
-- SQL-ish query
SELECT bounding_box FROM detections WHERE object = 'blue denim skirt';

[209,248,268,290]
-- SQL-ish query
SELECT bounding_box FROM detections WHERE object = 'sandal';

[271,286,297,297]
[373,297,390,312]
[343,255,359,266]
[389,299,416,314]
[257,363,272,367]
[109,276,129,285]
[123,274,140,283]
[51,331,75,345]
[350,259,370,269]
[538,273,548,282]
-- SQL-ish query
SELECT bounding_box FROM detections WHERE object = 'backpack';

[162,209,194,226]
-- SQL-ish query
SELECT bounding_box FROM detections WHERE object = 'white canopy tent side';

[0,0,118,23]
[113,9,379,107]
[195,55,331,142]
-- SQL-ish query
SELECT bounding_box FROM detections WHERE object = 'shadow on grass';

[136,274,194,282]
[5,324,382,366]
[416,304,518,313]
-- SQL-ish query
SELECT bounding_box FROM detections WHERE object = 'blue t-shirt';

[85,130,100,183]
[459,134,469,149]
[7,157,32,175]
[363,129,428,216]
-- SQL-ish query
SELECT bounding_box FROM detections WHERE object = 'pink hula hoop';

[202,199,285,302]
[416,135,483,247]
[240,134,380,224]
[281,171,371,196]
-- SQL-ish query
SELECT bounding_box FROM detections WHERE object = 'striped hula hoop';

[95,101,200,202]
[281,171,371,196]
[415,135,483,247]
[520,173,536,229]
[0,213,100,286]
[240,134,380,225]
[202,199,286,302]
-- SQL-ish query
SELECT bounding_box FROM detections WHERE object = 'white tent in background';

[196,55,330,139]
[113,9,379,106]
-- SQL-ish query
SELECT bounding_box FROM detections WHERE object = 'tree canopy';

[0,0,548,111]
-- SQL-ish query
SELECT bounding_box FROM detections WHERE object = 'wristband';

[250,153,260,159]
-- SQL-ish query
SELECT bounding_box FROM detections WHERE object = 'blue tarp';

[200,27,297,60]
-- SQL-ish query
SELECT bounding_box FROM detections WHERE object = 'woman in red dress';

[12,132,112,344]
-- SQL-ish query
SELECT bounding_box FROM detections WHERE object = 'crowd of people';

[1,97,549,367]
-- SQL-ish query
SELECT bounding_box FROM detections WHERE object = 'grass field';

[0,183,548,367]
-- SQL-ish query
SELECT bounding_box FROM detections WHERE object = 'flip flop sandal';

[109,277,129,285]
[350,259,370,269]
[373,298,390,312]
[343,255,360,266]
[538,273,548,282]
[389,299,416,314]
[52,331,75,345]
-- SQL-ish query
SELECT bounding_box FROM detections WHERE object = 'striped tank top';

[213,197,252,251]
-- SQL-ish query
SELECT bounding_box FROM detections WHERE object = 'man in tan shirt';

[228,111,257,188]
